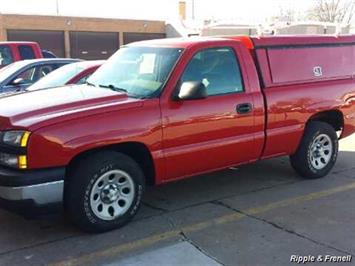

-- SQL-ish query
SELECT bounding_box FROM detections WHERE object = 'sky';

[0,0,314,23]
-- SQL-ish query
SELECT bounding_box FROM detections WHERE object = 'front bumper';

[0,166,65,215]
[0,181,63,204]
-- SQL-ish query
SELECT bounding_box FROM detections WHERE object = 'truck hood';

[0,84,143,130]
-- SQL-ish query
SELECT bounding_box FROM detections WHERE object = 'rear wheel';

[64,151,145,233]
[290,121,338,179]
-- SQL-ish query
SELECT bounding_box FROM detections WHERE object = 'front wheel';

[64,151,145,233]
[290,121,338,179]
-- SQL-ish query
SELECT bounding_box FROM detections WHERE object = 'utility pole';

[191,0,195,20]
[56,0,59,15]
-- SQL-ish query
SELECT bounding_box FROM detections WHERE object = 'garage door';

[7,30,65,57]
[123,33,166,45]
[70,31,119,60]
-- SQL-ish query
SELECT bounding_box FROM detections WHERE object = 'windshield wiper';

[86,81,96,87]
[98,84,128,93]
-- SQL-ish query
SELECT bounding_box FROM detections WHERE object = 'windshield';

[28,62,83,91]
[87,46,183,98]
[0,61,28,82]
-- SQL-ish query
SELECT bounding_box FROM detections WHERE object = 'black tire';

[64,151,145,233]
[290,121,338,179]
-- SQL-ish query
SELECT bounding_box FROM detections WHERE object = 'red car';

[0,42,43,68]
[27,60,104,91]
[0,35,354,232]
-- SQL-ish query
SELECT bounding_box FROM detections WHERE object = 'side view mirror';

[11,78,25,86]
[175,81,207,101]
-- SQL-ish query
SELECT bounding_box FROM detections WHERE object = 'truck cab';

[0,36,354,233]
[0,42,43,68]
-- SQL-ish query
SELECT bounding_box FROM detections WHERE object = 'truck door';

[161,43,262,181]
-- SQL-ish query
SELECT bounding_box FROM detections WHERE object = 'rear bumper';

[0,166,65,215]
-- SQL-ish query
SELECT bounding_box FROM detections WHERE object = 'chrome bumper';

[0,180,64,205]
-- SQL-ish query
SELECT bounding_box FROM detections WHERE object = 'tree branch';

[308,0,355,23]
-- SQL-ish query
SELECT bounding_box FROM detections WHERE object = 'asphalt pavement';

[0,136,354,266]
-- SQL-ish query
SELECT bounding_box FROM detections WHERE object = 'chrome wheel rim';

[310,134,333,170]
[90,170,135,221]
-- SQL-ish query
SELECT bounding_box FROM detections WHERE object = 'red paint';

[267,46,354,84]
[1,35,355,185]
[66,64,102,85]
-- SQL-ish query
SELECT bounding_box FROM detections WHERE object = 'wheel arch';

[65,142,156,186]
[307,109,344,133]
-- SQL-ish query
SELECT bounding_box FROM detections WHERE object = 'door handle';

[236,103,253,114]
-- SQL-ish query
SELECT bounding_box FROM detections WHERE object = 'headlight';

[0,152,19,168]
[0,131,31,169]
[0,153,27,169]
[0,131,31,147]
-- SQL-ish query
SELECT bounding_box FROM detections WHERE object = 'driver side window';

[12,66,36,84]
[180,47,244,96]
[10,64,55,85]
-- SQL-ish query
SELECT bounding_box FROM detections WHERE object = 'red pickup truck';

[0,35,354,232]
[0,42,43,68]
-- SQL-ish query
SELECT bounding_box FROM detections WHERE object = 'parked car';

[0,42,43,68]
[41,50,57,58]
[0,58,80,95]
[0,35,354,232]
[27,60,104,91]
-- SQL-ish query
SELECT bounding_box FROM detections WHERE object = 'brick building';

[0,14,166,59]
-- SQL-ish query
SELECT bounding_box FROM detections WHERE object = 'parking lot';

[0,135,353,266]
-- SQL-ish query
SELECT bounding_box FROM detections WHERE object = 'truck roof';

[128,35,355,50]
[127,37,232,49]
[0,41,39,45]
